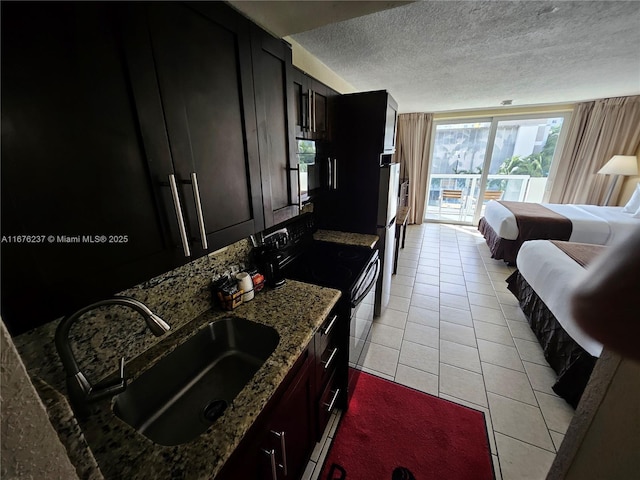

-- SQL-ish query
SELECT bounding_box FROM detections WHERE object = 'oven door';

[350,256,380,309]
[347,254,380,403]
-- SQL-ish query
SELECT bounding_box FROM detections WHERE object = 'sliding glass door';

[424,113,569,225]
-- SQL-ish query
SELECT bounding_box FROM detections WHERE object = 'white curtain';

[549,96,640,205]
[395,113,433,224]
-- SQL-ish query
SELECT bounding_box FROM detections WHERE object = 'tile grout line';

[463,235,498,460]
[475,238,568,455]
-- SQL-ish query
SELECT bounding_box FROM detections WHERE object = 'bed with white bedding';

[506,240,605,407]
[479,201,639,264]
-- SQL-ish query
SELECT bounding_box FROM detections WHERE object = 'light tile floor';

[304,223,575,480]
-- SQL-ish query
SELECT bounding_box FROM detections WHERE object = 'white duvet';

[484,201,639,245]
[516,240,603,357]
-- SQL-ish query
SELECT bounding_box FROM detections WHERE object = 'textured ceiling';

[289,1,640,113]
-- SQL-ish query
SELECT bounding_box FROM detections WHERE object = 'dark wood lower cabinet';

[216,345,313,480]
[263,358,314,480]
[217,307,345,479]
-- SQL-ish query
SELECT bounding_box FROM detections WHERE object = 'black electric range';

[282,241,379,308]
[258,214,380,407]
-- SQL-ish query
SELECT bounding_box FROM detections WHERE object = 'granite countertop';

[12,229,378,479]
[313,229,379,249]
[15,280,341,479]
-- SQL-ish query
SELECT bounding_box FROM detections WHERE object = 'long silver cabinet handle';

[262,449,277,480]
[327,157,332,190]
[307,88,312,132]
[190,172,208,250]
[323,347,338,371]
[322,314,338,336]
[271,430,288,476]
[312,90,316,133]
[168,174,191,257]
[325,388,340,413]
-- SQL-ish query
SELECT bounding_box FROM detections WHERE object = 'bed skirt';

[506,271,596,408]
[478,217,518,265]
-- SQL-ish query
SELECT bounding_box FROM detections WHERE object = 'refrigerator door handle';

[332,158,338,190]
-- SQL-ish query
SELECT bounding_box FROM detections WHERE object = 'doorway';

[424,113,570,225]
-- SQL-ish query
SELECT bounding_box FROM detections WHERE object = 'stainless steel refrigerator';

[375,162,400,315]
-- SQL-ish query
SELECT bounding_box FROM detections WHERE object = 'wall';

[433,103,574,121]
[617,143,640,205]
[284,37,357,94]
[1,319,80,480]
[548,351,640,479]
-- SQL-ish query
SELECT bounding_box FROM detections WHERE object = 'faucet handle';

[89,357,127,401]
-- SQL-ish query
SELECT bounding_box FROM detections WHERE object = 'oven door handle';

[350,258,380,308]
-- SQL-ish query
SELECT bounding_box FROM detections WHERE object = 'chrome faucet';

[54,296,170,418]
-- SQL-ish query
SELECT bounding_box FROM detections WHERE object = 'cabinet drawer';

[317,371,340,437]
[316,340,339,393]
[315,312,339,356]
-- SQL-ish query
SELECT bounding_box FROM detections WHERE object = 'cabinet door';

[143,3,264,256]
[325,85,340,142]
[384,94,399,153]
[0,3,180,334]
[267,359,315,480]
[251,27,300,227]
[311,81,329,140]
[292,68,309,139]
[216,345,314,480]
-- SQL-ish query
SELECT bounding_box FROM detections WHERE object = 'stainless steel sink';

[113,317,279,446]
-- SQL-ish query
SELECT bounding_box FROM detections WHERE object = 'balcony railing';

[425,174,546,223]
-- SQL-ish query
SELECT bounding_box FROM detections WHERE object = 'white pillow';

[622,183,640,213]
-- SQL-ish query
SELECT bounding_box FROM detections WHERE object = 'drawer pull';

[262,449,277,480]
[324,388,340,413]
[270,430,288,476]
[322,314,338,336]
[322,347,338,371]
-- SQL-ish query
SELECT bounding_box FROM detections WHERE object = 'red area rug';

[320,370,494,480]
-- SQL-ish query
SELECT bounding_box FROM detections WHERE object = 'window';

[425,113,570,224]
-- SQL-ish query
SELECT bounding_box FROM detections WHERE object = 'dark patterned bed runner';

[499,201,573,242]
[550,240,607,268]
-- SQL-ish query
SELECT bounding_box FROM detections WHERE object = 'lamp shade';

[597,155,639,176]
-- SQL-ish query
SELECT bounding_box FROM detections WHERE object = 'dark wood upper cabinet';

[125,3,265,257]
[0,1,337,335]
[250,27,300,227]
[0,2,182,334]
[384,95,399,153]
[291,68,336,141]
[292,69,308,139]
